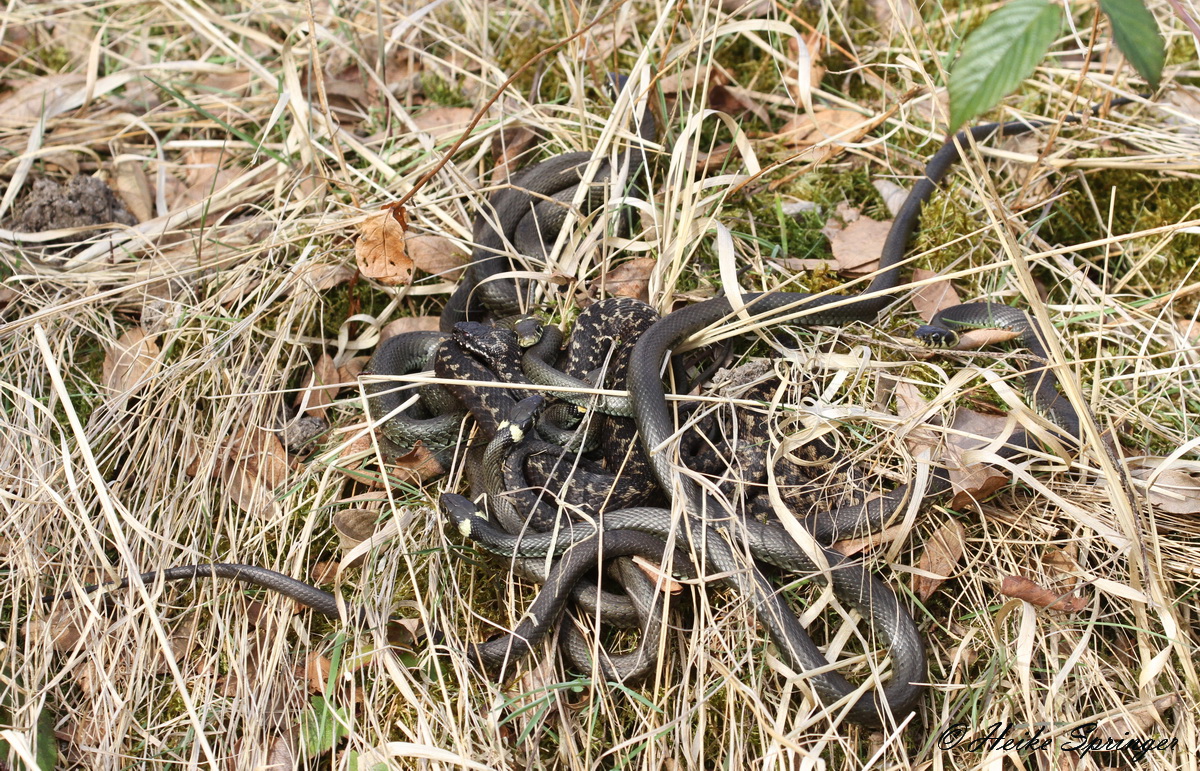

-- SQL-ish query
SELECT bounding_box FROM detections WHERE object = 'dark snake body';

[474,397,673,681]
[43,96,1121,727]
[621,117,1106,725]
[442,76,655,328]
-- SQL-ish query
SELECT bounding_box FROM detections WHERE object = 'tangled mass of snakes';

[46,77,1131,729]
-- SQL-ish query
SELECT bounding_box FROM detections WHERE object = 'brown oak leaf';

[356,207,414,286]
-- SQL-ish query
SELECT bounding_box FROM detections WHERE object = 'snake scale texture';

[43,78,1125,729]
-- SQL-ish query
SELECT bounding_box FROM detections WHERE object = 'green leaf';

[1099,0,1165,87]
[34,711,58,771]
[299,695,350,757]
[948,0,1063,131]
[0,710,59,771]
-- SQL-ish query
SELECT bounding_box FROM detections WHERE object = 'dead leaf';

[1000,574,1087,612]
[262,734,297,771]
[1175,318,1200,343]
[718,0,772,18]
[1127,458,1200,514]
[0,286,17,319]
[295,354,340,418]
[388,443,446,483]
[412,106,475,138]
[304,653,333,691]
[102,327,161,398]
[375,49,422,99]
[0,23,32,66]
[0,72,85,121]
[338,355,370,382]
[154,614,200,674]
[294,262,355,292]
[305,64,370,125]
[944,409,1013,507]
[628,556,683,594]
[224,467,276,518]
[827,216,892,275]
[775,257,835,273]
[890,380,928,421]
[331,507,386,574]
[831,201,861,225]
[910,89,951,130]
[601,257,656,302]
[1043,548,1081,592]
[886,380,941,455]
[167,147,241,211]
[780,199,817,218]
[337,431,375,473]
[39,150,79,175]
[309,560,339,587]
[407,234,469,280]
[338,431,445,485]
[775,109,864,149]
[692,143,736,173]
[831,523,909,557]
[1093,694,1178,739]
[222,427,292,517]
[200,69,253,94]
[356,208,414,286]
[227,427,292,485]
[380,315,441,341]
[659,67,724,95]
[112,158,153,222]
[784,33,825,101]
[581,26,632,62]
[384,617,425,648]
[910,268,962,321]
[72,716,107,749]
[867,0,918,39]
[491,124,540,184]
[333,508,381,551]
[873,179,909,218]
[708,84,770,125]
[44,609,83,652]
[1161,86,1200,128]
[913,519,966,600]
[216,272,262,308]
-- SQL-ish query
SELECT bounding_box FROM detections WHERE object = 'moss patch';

[1040,168,1200,306]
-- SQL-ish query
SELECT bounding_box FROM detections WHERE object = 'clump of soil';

[12,176,138,232]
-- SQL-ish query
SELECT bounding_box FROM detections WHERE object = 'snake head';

[505,395,546,434]
[913,324,959,349]
[440,493,486,530]
[452,321,521,363]
[504,315,545,348]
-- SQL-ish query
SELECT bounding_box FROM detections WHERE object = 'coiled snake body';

[43,87,1120,728]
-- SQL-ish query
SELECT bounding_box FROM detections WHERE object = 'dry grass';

[2,0,1200,768]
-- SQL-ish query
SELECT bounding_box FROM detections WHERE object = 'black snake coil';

[43,79,1126,729]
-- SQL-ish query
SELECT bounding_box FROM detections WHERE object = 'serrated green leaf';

[1099,0,1165,87]
[948,0,1063,131]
